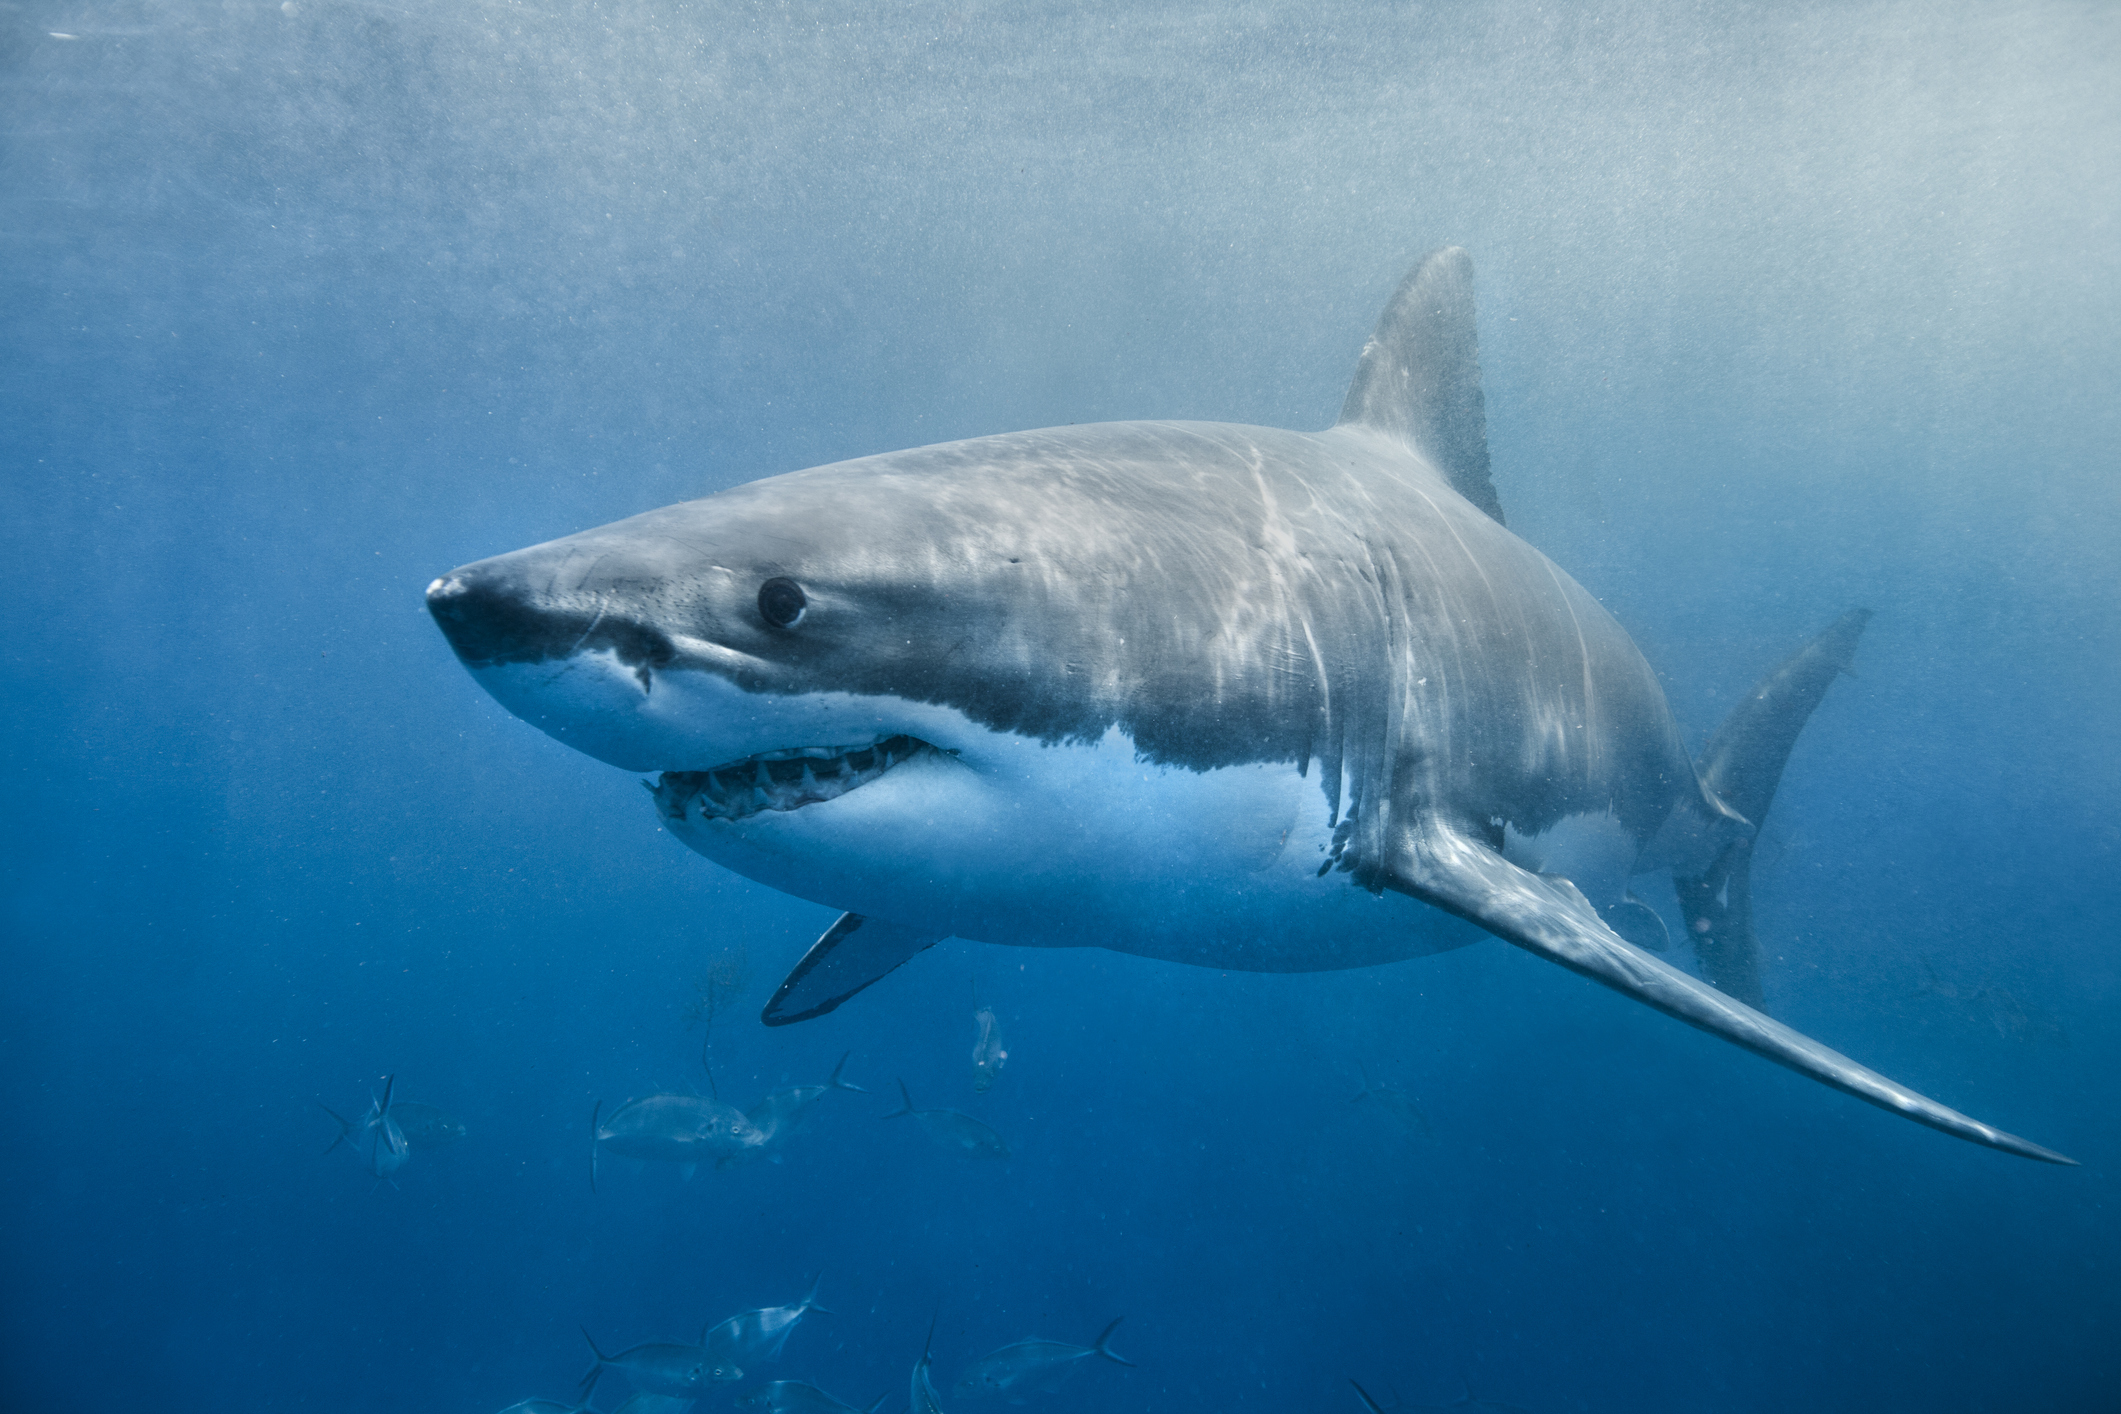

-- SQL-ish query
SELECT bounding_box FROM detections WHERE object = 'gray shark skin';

[427,249,2071,1165]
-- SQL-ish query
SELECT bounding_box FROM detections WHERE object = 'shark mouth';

[646,735,939,824]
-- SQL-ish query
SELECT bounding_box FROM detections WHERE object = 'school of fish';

[324,993,1533,1407]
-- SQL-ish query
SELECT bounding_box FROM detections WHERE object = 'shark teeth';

[646,735,935,824]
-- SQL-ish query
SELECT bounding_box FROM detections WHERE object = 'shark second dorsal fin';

[1336,247,1503,525]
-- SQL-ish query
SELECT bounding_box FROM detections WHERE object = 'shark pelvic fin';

[1386,819,2074,1164]
[1336,246,1502,525]
[762,913,945,1026]
[1599,894,1670,953]
[1677,608,1872,1008]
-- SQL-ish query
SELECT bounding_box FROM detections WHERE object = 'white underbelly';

[665,721,1484,973]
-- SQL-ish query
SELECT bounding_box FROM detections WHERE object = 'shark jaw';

[646,735,944,825]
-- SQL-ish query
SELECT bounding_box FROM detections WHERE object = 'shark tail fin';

[887,1079,915,1119]
[1093,1316,1135,1367]
[828,1051,867,1094]
[1349,1379,1389,1413]
[866,1395,889,1414]
[1335,246,1503,525]
[1675,609,1871,1010]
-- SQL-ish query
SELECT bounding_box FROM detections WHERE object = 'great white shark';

[427,249,2070,1164]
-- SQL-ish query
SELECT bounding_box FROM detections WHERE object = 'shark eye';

[757,576,807,628]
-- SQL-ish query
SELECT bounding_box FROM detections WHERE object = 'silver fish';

[320,1074,409,1182]
[1915,960,2070,1047]
[1351,1067,1430,1136]
[737,1381,886,1414]
[886,1080,1010,1159]
[703,1274,831,1366]
[722,1055,866,1168]
[390,1101,467,1148]
[592,1092,769,1188]
[953,1317,1133,1399]
[579,1328,740,1400]
[912,1316,945,1414]
[971,1005,1006,1094]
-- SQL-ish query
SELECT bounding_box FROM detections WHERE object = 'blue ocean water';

[3,2,2117,1410]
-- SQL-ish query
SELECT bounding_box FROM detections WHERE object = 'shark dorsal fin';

[1336,246,1503,525]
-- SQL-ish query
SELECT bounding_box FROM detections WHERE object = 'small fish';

[722,1055,866,1168]
[737,1380,887,1414]
[320,1074,409,1182]
[1915,960,2070,1047]
[912,1315,945,1414]
[886,1080,1010,1159]
[971,998,1007,1094]
[1351,1066,1431,1136]
[592,1092,769,1189]
[953,1317,1133,1399]
[704,1274,832,1366]
[390,1101,467,1148]
[579,1327,741,1399]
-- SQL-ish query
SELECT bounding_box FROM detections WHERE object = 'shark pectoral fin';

[761,913,946,1026]
[1385,823,2075,1164]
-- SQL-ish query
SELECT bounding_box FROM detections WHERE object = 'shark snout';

[425,564,677,675]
